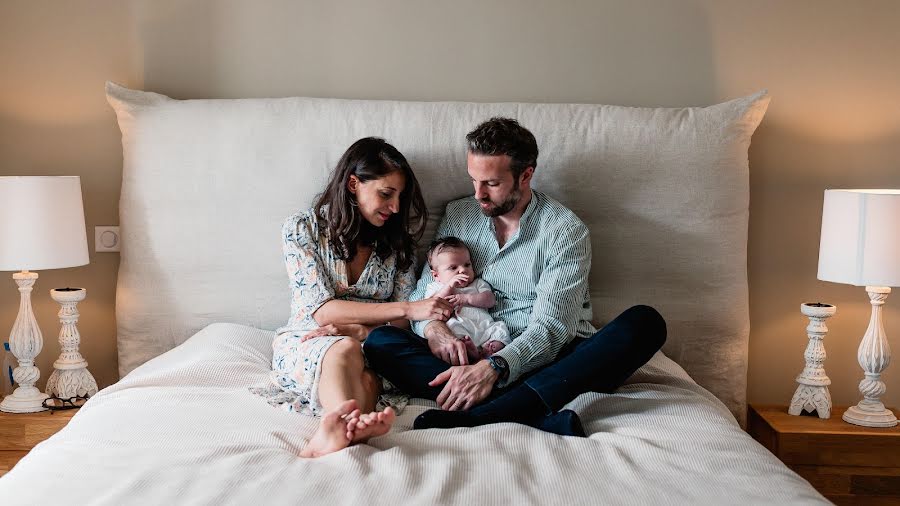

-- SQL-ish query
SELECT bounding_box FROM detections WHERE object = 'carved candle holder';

[45,287,97,399]
[789,302,836,419]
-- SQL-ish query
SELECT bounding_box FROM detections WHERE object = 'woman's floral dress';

[252,209,416,416]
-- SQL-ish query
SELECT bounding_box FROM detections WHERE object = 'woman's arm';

[313,298,450,327]
[313,299,409,326]
[301,318,409,343]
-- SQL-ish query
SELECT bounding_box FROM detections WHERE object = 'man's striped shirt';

[410,190,596,385]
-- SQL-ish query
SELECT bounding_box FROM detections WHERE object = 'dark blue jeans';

[363,304,666,413]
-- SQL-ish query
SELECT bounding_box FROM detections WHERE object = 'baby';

[424,236,510,358]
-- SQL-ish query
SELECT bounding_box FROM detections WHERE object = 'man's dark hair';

[465,117,539,179]
[427,236,469,266]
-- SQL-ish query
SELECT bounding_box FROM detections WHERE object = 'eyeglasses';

[42,395,89,411]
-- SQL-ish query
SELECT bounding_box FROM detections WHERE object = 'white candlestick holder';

[789,302,835,419]
[45,287,97,400]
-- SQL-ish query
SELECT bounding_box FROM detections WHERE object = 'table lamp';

[817,189,900,427]
[0,176,89,413]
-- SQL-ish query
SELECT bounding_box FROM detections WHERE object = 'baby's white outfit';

[425,278,511,347]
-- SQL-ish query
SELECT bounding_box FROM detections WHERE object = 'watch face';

[490,356,509,379]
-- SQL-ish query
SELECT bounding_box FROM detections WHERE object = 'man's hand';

[425,322,471,365]
[429,360,499,411]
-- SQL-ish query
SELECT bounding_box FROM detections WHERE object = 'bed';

[0,84,829,504]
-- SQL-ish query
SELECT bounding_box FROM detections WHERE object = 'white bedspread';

[0,323,825,505]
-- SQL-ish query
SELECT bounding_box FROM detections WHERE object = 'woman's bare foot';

[299,399,358,458]
[344,407,396,444]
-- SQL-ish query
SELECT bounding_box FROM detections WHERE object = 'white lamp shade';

[0,176,90,272]
[817,189,900,287]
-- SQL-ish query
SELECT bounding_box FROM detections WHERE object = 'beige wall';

[1,0,899,410]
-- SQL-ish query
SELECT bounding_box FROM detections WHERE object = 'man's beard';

[478,181,521,217]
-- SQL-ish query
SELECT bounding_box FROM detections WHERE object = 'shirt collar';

[519,190,540,225]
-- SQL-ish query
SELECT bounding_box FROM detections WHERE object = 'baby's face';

[430,248,475,286]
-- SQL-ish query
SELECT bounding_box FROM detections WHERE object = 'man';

[364,117,666,436]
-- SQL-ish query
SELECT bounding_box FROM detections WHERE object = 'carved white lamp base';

[45,287,97,399]
[789,302,835,419]
[0,271,49,413]
[842,286,897,428]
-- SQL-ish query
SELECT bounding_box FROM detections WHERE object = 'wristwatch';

[486,355,509,382]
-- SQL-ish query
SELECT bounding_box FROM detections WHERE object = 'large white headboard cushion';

[107,83,768,420]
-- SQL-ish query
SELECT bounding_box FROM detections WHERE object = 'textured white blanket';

[0,323,825,505]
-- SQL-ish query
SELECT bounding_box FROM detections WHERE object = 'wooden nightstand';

[0,409,77,477]
[749,404,900,505]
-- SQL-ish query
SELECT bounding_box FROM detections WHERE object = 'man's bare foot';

[344,407,396,444]
[299,399,358,458]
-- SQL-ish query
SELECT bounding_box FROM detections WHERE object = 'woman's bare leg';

[301,340,394,457]
[317,339,368,411]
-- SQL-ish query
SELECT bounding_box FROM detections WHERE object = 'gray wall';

[2,0,900,410]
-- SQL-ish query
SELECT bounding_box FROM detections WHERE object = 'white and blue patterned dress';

[255,209,416,416]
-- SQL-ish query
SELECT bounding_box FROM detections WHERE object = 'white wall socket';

[95,226,121,252]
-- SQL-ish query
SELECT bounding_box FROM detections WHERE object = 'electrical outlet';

[95,226,120,252]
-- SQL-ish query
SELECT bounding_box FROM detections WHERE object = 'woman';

[265,137,452,458]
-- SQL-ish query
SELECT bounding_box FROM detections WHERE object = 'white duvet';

[0,323,825,505]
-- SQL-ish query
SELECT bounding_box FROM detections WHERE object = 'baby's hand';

[445,293,468,309]
[449,273,470,288]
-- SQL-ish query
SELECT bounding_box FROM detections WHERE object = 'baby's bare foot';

[299,399,358,458]
[480,340,505,357]
[349,407,396,444]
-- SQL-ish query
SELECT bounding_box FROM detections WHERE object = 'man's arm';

[492,223,591,386]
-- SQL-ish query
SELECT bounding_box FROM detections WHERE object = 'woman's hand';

[301,324,341,342]
[301,323,371,342]
[404,297,453,322]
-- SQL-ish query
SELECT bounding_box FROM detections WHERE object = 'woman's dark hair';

[465,117,539,179]
[313,137,427,270]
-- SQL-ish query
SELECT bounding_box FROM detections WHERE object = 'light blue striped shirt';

[411,191,596,385]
